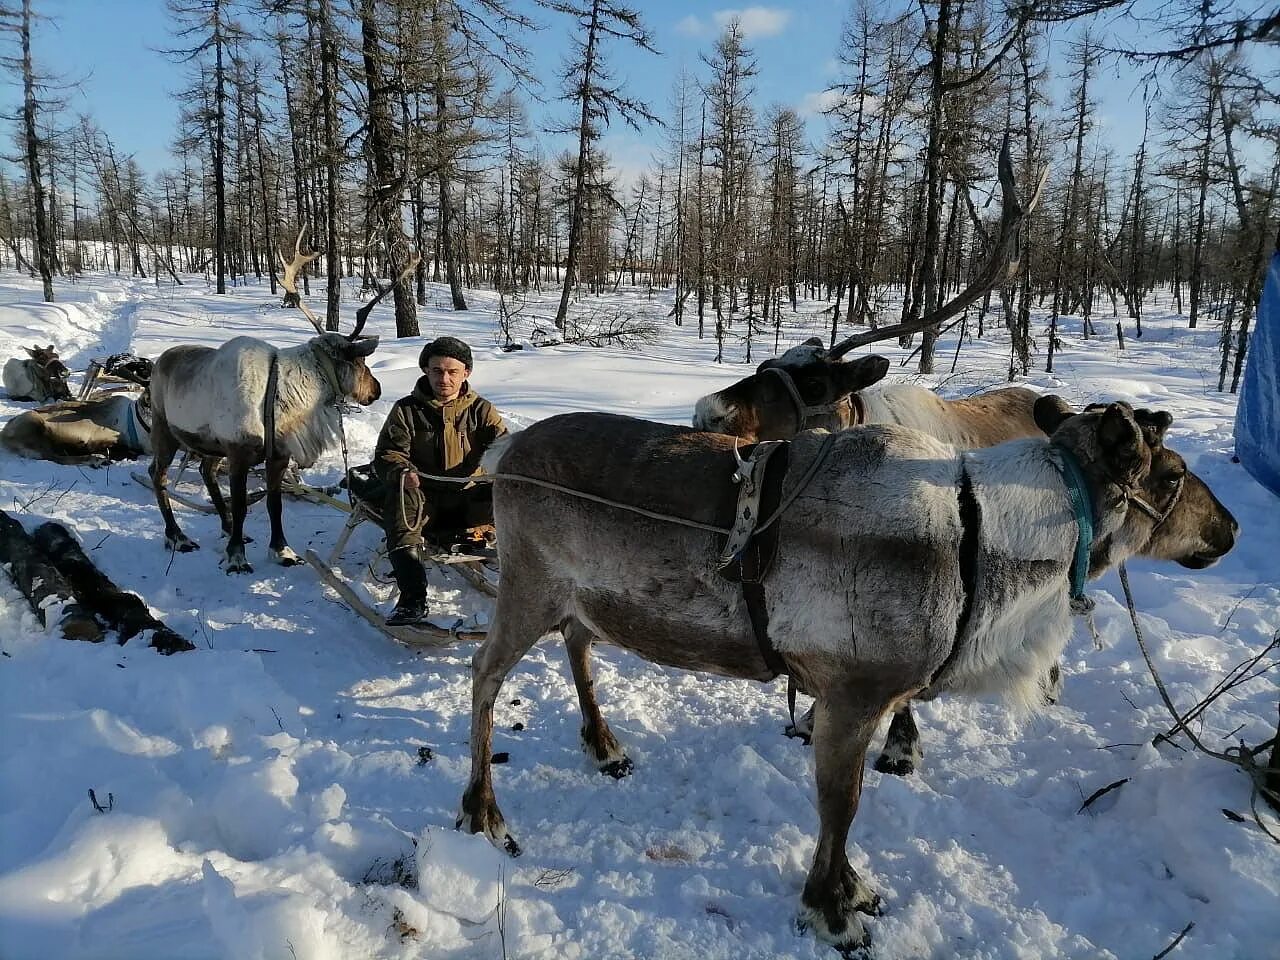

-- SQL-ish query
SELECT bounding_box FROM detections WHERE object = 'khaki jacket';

[374,378,507,488]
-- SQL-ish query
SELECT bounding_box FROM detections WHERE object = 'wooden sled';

[131,456,341,517]
[305,549,486,646]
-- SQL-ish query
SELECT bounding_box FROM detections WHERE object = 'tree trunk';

[20,0,54,302]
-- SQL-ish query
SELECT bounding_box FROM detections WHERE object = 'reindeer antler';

[279,224,325,335]
[828,139,1048,357]
[349,254,423,340]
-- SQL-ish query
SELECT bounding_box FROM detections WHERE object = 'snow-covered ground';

[1,272,1276,960]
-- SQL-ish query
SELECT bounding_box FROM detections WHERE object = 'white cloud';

[675,14,703,37]
[713,6,791,39]
[799,89,846,117]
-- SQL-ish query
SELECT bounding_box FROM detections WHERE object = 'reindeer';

[460,400,1237,951]
[2,354,155,465]
[2,392,151,465]
[148,229,417,574]
[693,148,1056,770]
[3,344,71,402]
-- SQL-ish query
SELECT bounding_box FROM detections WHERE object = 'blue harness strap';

[1052,448,1095,602]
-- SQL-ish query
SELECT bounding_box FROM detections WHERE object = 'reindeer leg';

[264,456,300,565]
[223,451,254,574]
[199,456,233,536]
[148,419,198,553]
[798,691,887,951]
[564,617,631,778]
[874,705,923,776]
[458,573,557,857]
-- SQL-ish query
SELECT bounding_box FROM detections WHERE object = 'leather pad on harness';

[717,440,790,585]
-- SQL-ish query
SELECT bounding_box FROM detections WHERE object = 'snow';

[1,273,1277,960]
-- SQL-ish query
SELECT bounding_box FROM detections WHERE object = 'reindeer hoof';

[785,704,816,745]
[873,754,915,777]
[165,534,199,553]
[794,910,870,954]
[455,809,522,857]
[272,547,302,566]
[223,555,254,574]
[600,757,634,779]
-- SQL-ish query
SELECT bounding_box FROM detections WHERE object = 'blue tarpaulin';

[1235,250,1280,497]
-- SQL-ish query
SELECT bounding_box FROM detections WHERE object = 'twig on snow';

[1077,778,1130,814]
[1151,920,1194,959]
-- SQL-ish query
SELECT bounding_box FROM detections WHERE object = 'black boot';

[386,545,429,626]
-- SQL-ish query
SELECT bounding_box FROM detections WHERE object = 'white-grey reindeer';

[148,229,416,573]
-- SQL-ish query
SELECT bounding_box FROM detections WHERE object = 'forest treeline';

[0,0,1276,387]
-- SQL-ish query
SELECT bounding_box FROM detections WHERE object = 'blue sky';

[8,0,1161,181]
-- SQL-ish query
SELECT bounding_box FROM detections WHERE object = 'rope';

[410,432,838,538]
[1118,562,1279,842]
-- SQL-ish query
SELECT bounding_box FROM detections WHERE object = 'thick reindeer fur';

[148,332,380,572]
[460,403,1235,949]
[154,335,357,470]
[2,394,150,465]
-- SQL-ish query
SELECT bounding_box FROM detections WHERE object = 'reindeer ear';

[25,346,38,358]
[1097,403,1147,483]
[1133,408,1173,446]
[1033,395,1075,435]
[46,344,55,353]
[834,354,889,395]
[348,336,379,358]
[801,336,823,348]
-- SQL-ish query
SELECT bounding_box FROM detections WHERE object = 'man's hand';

[403,470,420,491]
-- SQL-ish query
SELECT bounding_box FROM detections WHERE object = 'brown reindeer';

[2,392,151,465]
[3,344,71,402]
[459,401,1236,951]
[148,232,417,573]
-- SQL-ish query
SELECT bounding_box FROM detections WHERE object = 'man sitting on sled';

[373,336,507,626]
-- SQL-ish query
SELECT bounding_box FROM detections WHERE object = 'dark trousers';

[383,480,494,552]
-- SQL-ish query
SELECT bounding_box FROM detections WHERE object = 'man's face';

[425,356,469,402]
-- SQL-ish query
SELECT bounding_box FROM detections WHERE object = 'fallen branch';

[1077,777,1130,814]
[0,509,101,642]
[1152,920,1194,960]
[1119,565,1279,841]
[32,522,194,654]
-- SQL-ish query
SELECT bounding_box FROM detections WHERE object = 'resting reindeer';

[2,392,151,465]
[2,354,156,465]
[3,344,71,402]
[459,399,1236,951]
[148,235,416,573]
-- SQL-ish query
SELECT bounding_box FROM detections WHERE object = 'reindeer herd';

[0,153,1243,952]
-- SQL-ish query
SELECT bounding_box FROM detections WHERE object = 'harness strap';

[929,461,979,688]
[1051,447,1096,603]
[264,351,280,464]
[763,366,854,433]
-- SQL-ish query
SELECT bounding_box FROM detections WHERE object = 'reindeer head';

[24,344,71,400]
[1034,397,1237,572]
[311,332,382,405]
[278,225,419,409]
[694,338,889,440]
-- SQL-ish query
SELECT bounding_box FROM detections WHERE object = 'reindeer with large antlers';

[147,230,417,573]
